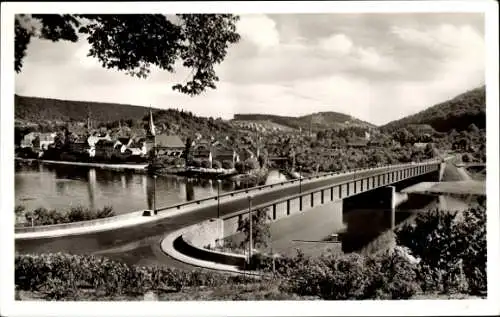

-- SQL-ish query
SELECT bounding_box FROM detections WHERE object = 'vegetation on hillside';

[15,95,149,124]
[233,111,374,132]
[381,86,485,132]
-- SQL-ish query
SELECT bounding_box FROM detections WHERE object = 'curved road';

[15,165,416,268]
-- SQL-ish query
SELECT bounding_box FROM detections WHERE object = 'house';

[155,134,185,157]
[413,142,429,149]
[192,142,212,160]
[87,133,112,147]
[20,132,38,148]
[67,142,90,154]
[36,133,57,151]
[213,147,237,163]
[94,140,116,158]
[346,140,368,148]
[127,138,148,156]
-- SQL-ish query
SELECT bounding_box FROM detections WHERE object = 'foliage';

[234,161,245,174]
[221,159,234,169]
[212,160,222,169]
[395,207,486,295]
[237,208,271,250]
[233,112,374,132]
[15,14,240,96]
[22,206,115,226]
[255,249,420,300]
[15,253,256,298]
[15,205,26,216]
[200,159,211,169]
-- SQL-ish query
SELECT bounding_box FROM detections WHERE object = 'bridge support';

[343,185,397,231]
[383,186,396,230]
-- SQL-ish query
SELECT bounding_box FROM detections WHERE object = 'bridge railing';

[14,159,442,235]
[156,159,441,213]
[221,161,441,223]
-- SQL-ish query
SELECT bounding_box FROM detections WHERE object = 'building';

[67,142,90,154]
[21,132,56,151]
[20,132,38,148]
[94,140,116,158]
[155,134,185,157]
[413,142,429,149]
[238,148,255,161]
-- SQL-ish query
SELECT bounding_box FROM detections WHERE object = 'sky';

[15,12,485,126]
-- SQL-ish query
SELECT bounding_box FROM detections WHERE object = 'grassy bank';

[15,205,115,227]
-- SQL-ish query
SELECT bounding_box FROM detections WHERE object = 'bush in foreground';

[21,206,115,226]
[396,207,486,296]
[15,253,257,300]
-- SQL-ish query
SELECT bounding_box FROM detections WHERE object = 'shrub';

[237,208,271,251]
[234,161,245,174]
[284,250,420,300]
[15,205,25,216]
[200,159,211,168]
[95,206,115,218]
[396,207,486,296]
[212,160,222,169]
[15,253,256,299]
[222,160,234,169]
[22,206,116,226]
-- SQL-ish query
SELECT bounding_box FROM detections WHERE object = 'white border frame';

[1,1,499,316]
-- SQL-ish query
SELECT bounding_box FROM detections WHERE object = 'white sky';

[15,12,485,125]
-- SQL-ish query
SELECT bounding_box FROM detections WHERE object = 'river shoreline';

[15,157,149,171]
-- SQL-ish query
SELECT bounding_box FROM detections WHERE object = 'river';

[14,161,473,264]
[15,161,288,215]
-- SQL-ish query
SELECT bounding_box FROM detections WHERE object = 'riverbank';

[156,167,238,179]
[231,167,269,188]
[15,157,149,171]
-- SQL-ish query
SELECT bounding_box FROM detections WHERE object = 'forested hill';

[233,112,375,131]
[381,86,486,132]
[15,95,151,123]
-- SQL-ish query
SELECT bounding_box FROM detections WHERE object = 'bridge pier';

[343,185,398,230]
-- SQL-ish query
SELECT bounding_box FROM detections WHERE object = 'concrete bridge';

[15,159,447,268]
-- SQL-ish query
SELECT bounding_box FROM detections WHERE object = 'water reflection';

[15,163,287,215]
[87,169,97,210]
[186,181,194,201]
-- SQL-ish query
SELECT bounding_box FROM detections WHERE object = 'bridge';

[15,159,447,270]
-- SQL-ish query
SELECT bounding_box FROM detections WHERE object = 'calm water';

[15,162,288,214]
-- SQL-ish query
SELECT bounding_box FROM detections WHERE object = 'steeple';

[87,107,92,131]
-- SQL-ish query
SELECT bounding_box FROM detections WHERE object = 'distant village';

[16,113,262,173]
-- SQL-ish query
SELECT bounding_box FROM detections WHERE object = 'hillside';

[15,95,153,123]
[231,120,296,132]
[381,86,486,132]
[232,112,375,132]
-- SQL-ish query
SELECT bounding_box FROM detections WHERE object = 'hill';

[15,95,152,124]
[231,120,296,133]
[232,112,375,132]
[381,86,486,132]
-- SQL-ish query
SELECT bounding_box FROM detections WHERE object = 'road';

[15,165,412,268]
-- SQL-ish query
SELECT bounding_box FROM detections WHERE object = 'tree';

[183,137,193,166]
[237,208,271,250]
[15,14,241,96]
[222,160,234,170]
[212,160,222,169]
[200,159,211,169]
